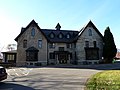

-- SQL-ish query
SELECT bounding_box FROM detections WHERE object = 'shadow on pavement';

[11,63,120,70]
[44,63,120,70]
[0,82,35,90]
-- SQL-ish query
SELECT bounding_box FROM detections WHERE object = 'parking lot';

[1,63,120,90]
[0,67,101,90]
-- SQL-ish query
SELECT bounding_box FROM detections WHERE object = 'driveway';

[1,63,120,90]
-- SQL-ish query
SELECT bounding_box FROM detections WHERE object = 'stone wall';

[48,43,76,64]
[16,25,47,66]
[76,26,103,64]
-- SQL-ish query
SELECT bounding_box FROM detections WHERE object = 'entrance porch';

[54,51,71,65]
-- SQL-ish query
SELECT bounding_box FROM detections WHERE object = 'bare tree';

[7,44,17,51]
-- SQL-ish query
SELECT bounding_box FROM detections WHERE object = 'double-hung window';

[38,40,42,48]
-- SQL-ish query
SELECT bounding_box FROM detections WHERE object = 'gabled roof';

[41,29,79,43]
[15,20,103,43]
[15,20,42,41]
[15,20,79,43]
[79,20,103,40]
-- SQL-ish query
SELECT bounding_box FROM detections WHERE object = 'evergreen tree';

[103,27,117,63]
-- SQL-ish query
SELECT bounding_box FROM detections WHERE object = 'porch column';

[56,54,59,64]
[68,54,70,64]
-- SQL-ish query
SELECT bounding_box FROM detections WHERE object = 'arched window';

[31,28,35,37]
[50,33,55,38]
[88,29,92,36]
[59,33,63,38]
[66,34,70,38]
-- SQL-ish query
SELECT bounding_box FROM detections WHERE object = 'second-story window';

[85,41,89,47]
[38,40,42,48]
[49,43,55,48]
[31,28,35,37]
[93,41,97,47]
[66,43,72,48]
[23,40,27,48]
[59,47,64,51]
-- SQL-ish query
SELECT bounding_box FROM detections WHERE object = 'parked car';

[0,66,7,81]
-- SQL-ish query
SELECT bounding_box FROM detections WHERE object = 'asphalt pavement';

[0,63,120,90]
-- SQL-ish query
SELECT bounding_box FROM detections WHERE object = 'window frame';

[93,41,97,47]
[85,41,89,47]
[59,47,64,51]
[49,53,55,59]
[50,33,55,39]
[31,28,35,37]
[23,39,27,48]
[66,34,70,39]
[58,33,63,39]
[38,39,42,48]
[49,43,55,49]
[66,43,72,49]
[88,29,92,36]
[26,51,38,61]
[7,54,15,61]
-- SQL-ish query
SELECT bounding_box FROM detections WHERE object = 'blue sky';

[0,0,120,50]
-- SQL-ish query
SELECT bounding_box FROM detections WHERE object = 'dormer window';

[88,29,92,36]
[66,34,70,38]
[59,33,63,38]
[50,33,55,39]
[31,28,35,37]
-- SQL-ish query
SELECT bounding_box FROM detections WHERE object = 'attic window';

[66,34,70,38]
[88,29,92,36]
[31,28,35,37]
[50,33,55,38]
[59,33,63,38]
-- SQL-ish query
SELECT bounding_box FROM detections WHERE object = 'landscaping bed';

[86,70,120,90]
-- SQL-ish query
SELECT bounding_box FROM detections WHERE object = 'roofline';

[15,20,48,42]
[79,20,104,40]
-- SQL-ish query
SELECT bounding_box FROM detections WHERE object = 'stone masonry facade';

[15,20,103,66]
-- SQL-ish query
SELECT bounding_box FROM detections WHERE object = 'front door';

[58,54,68,64]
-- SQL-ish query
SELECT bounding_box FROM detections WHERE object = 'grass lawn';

[86,70,120,90]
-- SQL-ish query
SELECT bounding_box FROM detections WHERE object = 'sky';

[0,0,120,51]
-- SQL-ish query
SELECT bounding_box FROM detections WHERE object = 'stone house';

[15,20,103,66]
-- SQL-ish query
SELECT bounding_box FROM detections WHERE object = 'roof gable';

[15,20,42,41]
[79,20,103,40]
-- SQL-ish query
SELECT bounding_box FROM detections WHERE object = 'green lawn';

[86,70,120,90]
